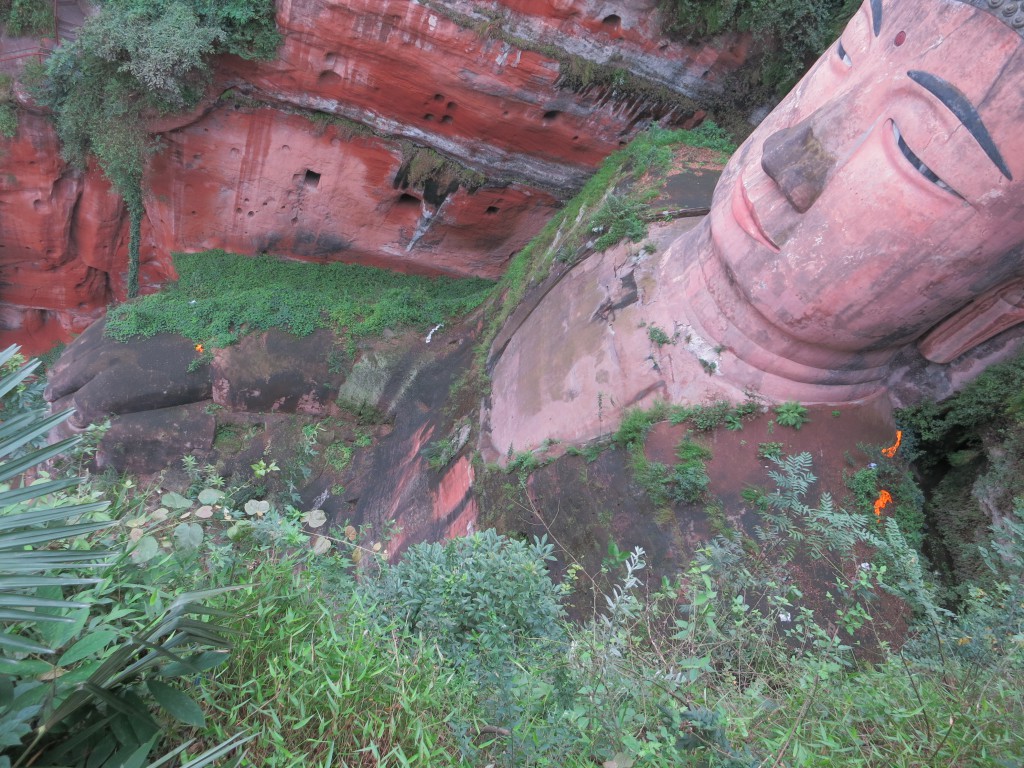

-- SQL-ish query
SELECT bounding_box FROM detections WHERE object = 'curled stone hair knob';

[988,0,1002,7]
[1002,2,1019,15]
[1014,10,1024,25]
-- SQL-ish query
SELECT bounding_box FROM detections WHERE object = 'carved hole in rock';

[325,52,337,66]
[572,135,579,141]
[291,216,299,224]
[191,210,197,215]
[503,110,509,117]
[602,14,621,28]
[440,115,453,125]
[319,70,342,86]
[247,211,255,217]
[433,93,444,101]
[446,101,456,111]
[543,110,560,122]
[303,170,321,189]
[396,193,420,207]
[485,206,499,214]
[423,113,435,121]
[32,199,41,210]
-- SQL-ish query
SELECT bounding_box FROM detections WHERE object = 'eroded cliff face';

[0,0,749,353]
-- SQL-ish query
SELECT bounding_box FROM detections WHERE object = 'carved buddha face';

[707,0,1024,356]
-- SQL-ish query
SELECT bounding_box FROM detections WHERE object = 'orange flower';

[881,430,902,458]
[873,489,893,520]
[194,344,205,354]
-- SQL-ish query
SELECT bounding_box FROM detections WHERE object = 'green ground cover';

[104,250,495,348]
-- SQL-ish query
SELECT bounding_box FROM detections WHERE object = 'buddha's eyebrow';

[908,70,1011,180]
[870,0,882,36]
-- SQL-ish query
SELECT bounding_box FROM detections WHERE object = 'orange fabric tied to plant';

[874,489,893,520]
[881,430,902,458]
[194,344,204,354]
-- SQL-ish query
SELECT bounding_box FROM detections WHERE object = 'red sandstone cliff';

[0,0,749,353]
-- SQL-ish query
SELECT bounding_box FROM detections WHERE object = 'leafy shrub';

[3,0,52,36]
[104,250,494,348]
[0,73,16,139]
[899,350,1024,451]
[690,400,734,431]
[774,400,810,429]
[366,530,566,666]
[647,324,673,346]
[613,403,668,448]
[629,437,711,508]
[0,111,14,148]
[673,438,712,501]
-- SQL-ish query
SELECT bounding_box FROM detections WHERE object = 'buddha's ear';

[918,278,1024,364]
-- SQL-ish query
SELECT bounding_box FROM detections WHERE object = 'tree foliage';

[659,0,859,91]
[0,0,54,37]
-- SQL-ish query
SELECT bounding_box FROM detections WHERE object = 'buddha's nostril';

[761,120,835,213]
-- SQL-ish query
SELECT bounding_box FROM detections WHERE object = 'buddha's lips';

[731,172,779,252]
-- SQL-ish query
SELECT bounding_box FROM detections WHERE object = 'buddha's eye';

[837,39,853,67]
[892,123,961,198]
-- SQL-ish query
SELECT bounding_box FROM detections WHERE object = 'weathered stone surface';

[144,105,557,279]
[484,216,752,459]
[0,114,171,354]
[44,319,212,428]
[97,402,216,475]
[211,329,341,414]
[0,0,749,352]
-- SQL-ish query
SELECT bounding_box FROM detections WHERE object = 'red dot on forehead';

[894,30,907,46]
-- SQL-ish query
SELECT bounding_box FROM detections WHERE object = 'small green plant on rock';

[647,324,674,346]
[774,401,810,429]
[424,435,459,471]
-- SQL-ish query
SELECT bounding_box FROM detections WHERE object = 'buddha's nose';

[761,118,836,213]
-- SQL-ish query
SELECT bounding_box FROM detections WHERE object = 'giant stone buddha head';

[685,0,1024,396]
